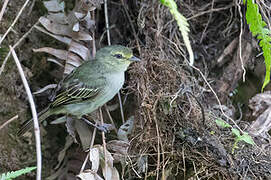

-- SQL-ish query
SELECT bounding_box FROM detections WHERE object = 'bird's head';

[96,45,140,71]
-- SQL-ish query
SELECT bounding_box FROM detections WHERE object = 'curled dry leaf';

[74,119,93,151]
[89,147,100,172]
[107,140,129,155]
[39,17,93,41]
[118,116,135,142]
[47,58,64,67]
[77,169,103,180]
[33,47,83,67]
[47,12,68,24]
[94,145,120,180]
[79,0,104,11]
[33,83,57,95]
[74,11,95,30]
[107,140,129,163]
[64,63,76,75]
[39,17,70,36]
[248,91,271,139]
[137,155,148,174]
[43,0,65,12]
[35,26,90,61]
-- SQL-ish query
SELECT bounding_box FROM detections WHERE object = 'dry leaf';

[89,147,100,172]
[77,169,103,180]
[248,91,271,139]
[39,17,92,41]
[107,140,129,162]
[35,26,90,61]
[118,116,134,142]
[107,140,129,155]
[33,48,83,70]
[47,12,68,24]
[75,119,93,150]
[43,0,65,12]
[95,145,119,180]
[33,83,57,95]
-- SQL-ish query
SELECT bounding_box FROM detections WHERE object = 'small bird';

[18,45,140,136]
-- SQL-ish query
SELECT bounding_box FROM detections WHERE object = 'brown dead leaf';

[43,0,65,12]
[77,169,103,180]
[33,47,83,71]
[35,26,90,61]
[107,140,129,163]
[39,17,92,41]
[248,91,271,139]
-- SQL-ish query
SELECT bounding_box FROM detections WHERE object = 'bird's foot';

[81,117,112,133]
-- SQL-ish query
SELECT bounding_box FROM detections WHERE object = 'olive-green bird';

[18,45,140,136]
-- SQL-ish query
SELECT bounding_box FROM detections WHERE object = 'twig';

[27,0,36,16]
[192,161,200,180]
[80,11,97,174]
[236,0,246,82]
[99,107,108,179]
[191,64,244,133]
[0,0,31,45]
[10,46,42,180]
[0,20,39,76]
[151,98,161,180]
[121,0,141,54]
[91,11,96,57]
[104,0,125,124]
[0,0,10,22]
[79,126,97,173]
[199,0,214,43]
[104,104,118,134]
[187,4,234,20]
[0,115,18,131]
[118,92,125,124]
[154,115,161,180]
[104,0,111,45]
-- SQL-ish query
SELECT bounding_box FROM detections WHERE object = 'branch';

[10,46,42,180]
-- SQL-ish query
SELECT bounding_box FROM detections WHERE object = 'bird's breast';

[105,71,125,93]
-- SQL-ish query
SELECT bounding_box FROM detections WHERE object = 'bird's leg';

[81,117,112,133]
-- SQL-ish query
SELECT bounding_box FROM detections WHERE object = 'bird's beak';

[129,56,141,62]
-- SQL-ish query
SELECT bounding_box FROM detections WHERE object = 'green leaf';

[239,133,255,145]
[160,0,194,65]
[231,128,241,137]
[0,167,36,180]
[215,119,231,128]
[244,0,271,90]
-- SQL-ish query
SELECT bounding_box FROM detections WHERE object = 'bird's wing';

[50,73,106,108]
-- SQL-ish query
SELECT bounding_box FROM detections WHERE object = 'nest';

[124,0,271,179]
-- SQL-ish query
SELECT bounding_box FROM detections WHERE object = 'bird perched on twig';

[18,45,140,136]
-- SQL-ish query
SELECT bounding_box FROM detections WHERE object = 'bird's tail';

[17,107,51,136]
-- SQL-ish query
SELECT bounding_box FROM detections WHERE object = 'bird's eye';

[113,54,123,59]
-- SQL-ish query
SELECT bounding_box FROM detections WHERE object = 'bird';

[18,45,140,136]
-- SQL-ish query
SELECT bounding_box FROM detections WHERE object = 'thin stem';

[99,108,108,179]
[10,46,42,180]
[0,115,18,131]
[104,0,125,124]
[0,0,31,45]
[0,0,10,22]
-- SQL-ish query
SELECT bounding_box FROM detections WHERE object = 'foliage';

[159,0,194,65]
[243,0,271,91]
[0,167,36,180]
[215,119,254,153]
